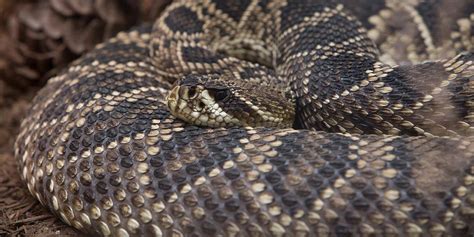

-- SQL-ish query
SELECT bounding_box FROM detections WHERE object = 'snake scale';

[14,0,474,236]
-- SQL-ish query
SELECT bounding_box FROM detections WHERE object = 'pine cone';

[141,0,173,22]
[0,0,142,88]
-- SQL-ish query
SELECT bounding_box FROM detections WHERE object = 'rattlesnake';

[15,0,474,236]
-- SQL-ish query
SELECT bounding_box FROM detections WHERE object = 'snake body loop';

[15,0,474,236]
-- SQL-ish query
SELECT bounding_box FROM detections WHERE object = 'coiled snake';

[14,0,474,236]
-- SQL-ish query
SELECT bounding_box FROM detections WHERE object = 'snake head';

[167,73,295,128]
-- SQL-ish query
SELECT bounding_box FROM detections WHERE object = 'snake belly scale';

[14,0,474,236]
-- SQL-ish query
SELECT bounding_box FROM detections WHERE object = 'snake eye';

[188,86,197,99]
[214,90,230,102]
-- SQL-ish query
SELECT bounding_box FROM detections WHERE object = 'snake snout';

[167,86,180,113]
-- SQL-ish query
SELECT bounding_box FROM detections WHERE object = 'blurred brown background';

[0,0,171,236]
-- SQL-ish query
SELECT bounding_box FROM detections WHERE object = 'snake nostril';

[199,102,205,109]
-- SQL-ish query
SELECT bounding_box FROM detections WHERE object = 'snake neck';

[274,4,381,132]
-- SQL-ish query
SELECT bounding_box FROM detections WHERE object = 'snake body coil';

[15,0,474,236]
